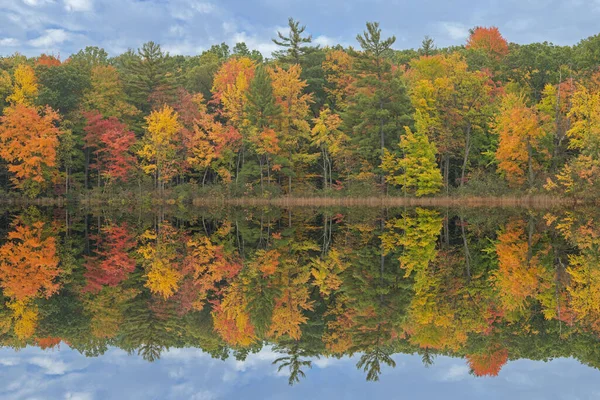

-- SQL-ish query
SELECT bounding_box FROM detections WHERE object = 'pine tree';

[419,36,436,56]
[124,42,173,112]
[272,18,318,66]
[344,22,412,188]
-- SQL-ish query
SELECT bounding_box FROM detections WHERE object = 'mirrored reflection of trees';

[3,206,600,383]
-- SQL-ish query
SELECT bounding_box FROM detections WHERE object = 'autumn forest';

[2,20,600,200]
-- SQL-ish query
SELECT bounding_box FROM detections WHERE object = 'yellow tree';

[311,107,349,189]
[185,94,242,185]
[212,57,256,125]
[322,49,355,111]
[212,282,256,347]
[138,105,182,192]
[7,299,38,341]
[545,84,600,196]
[6,64,38,106]
[407,53,493,189]
[269,64,314,193]
[211,57,255,182]
[492,93,550,187]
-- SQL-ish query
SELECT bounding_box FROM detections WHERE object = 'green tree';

[344,22,412,188]
[382,119,442,197]
[272,18,317,66]
[123,42,174,112]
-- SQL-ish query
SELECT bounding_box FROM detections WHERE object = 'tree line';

[2,20,600,198]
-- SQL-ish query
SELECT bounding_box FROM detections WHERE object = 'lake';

[0,205,598,399]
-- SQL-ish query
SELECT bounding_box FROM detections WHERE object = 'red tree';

[84,111,136,183]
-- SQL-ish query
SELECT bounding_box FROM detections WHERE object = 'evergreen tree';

[123,42,173,112]
[272,18,318,66]
[344,22,412,188]
[419,36,436,56]
[244,66,281,190]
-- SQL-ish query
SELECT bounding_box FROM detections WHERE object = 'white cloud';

[440,22,470,41]
[168,25,186,38]
[0,38,20,47]
[64,0,93,12]
[65,392,94,400]
[29,357,69,375]
[314,35,335,47]
[22,0,54,6]
[440,364,470,382]
[222,21,236,34]
[28,29,70,47]
[313,357,345,368]
[170,1,215,20]
[0,357,19,366]
[231,31,278,57]
[190,1,215,14]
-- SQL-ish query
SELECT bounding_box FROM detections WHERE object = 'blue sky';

[0,0,599,58]
[0,345,599,399]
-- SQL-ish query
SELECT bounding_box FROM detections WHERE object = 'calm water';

[0,206,599,399]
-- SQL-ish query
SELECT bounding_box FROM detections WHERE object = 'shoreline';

[0,195,578,208]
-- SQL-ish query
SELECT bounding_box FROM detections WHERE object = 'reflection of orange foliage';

[0,221,60,301]
[268,266,314,340]
[323,301,355,354]
[252,249,280,277]
[36,337,62,350]
[212,283,256,347]
[466,346,509,377]
[180,236,242,310]
[493,220,549,313]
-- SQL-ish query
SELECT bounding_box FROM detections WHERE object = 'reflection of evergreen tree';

[272,341,314,386]
[119,283,182,362]
[357,342,396,382]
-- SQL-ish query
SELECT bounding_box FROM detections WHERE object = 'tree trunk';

[527,139,534,188]
[461,123,472,187]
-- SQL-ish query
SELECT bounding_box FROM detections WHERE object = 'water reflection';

[0,206,599,385]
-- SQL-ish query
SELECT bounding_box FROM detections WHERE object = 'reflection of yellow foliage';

[311,249,348,297]
[212,283,256,347]
[145,259,182,299]
[567,254,600,323]
[9,299,38,340]
[268,260,314,341]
